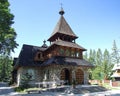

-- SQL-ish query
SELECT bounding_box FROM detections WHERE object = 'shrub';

[20,73,32,89]
[14,86,24,92]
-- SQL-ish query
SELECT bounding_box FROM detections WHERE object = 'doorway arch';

[76,69,84,84]
[60,68,70,84]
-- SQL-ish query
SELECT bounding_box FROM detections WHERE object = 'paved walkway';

[0,82,18,96]
[0,82,120,96]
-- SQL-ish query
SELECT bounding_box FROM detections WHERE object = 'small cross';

[60,3,63,8]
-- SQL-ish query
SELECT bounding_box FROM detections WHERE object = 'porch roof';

[42,56,94,67]
[46,40,86,52]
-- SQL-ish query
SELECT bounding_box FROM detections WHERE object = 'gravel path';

[0,82,120,96]
[0,82,19,96]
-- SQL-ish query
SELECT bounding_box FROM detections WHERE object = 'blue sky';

[9,0,120,57]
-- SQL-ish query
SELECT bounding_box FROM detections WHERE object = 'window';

[76,51,80,57]
[38,52,42,59]
[71,50,75,57]
[66,49,70,56]
[28,69,35,80]
[38,53,41,58]
[59,48,64,55]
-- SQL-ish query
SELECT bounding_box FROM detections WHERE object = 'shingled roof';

[42,56,94,67]
[46,40,86,51]
[48,15,78,41]
[14,44,47,69]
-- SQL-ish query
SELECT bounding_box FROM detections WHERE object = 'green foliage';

[0,0,18,55]
[84,48,114,80]
[0,55,13,81]
[15,73,32,92]
[103,49,113,79]
[14,86,25,92]
[111,40,120,64]
[83,52,88,60]
[20,73,32,89]
[84,41,120,81]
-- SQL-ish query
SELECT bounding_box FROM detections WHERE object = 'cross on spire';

[59,3,65,15]
[60,3,63,8]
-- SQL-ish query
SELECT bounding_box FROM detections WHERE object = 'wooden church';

[12,8,94,86]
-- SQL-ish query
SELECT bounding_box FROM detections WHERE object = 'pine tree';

[88,49,96,65]
[96,48,103,66]
[111,40,120,64]
[92,49,103,80]
[83,52,88,60]
[87,49,97,79]
[103,49,113,79]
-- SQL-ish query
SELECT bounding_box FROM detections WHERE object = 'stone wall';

[17,65,89,86]
[42,65,89,85]
[17,66,42,86]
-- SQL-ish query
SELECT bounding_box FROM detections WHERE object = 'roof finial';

[43,40,46,44]
[59,3,65,15]
[41,40,48,48]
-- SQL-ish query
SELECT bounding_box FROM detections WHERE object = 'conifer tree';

[83,52,88,60]
[111,40,120,64]
[88,49,96,65]
[103,49,113,79]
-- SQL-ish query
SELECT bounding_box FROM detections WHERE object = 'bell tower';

[48,8,78,44]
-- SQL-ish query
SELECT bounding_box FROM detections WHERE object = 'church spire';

[48,7,78,42]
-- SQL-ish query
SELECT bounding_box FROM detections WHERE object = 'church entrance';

[60,68,71,84]
[76,69,84,84]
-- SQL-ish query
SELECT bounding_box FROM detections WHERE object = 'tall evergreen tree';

[111,40,120,64]
[103,49,113,79]
[0,0,18,55]
[86,49,112,80]
[83,52,88,60]
[87,49,97,79]
[88,49,96,65]
[96,48,103,66]
[92,49,103,80]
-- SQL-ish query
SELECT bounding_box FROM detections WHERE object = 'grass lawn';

[102,83,120,90]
